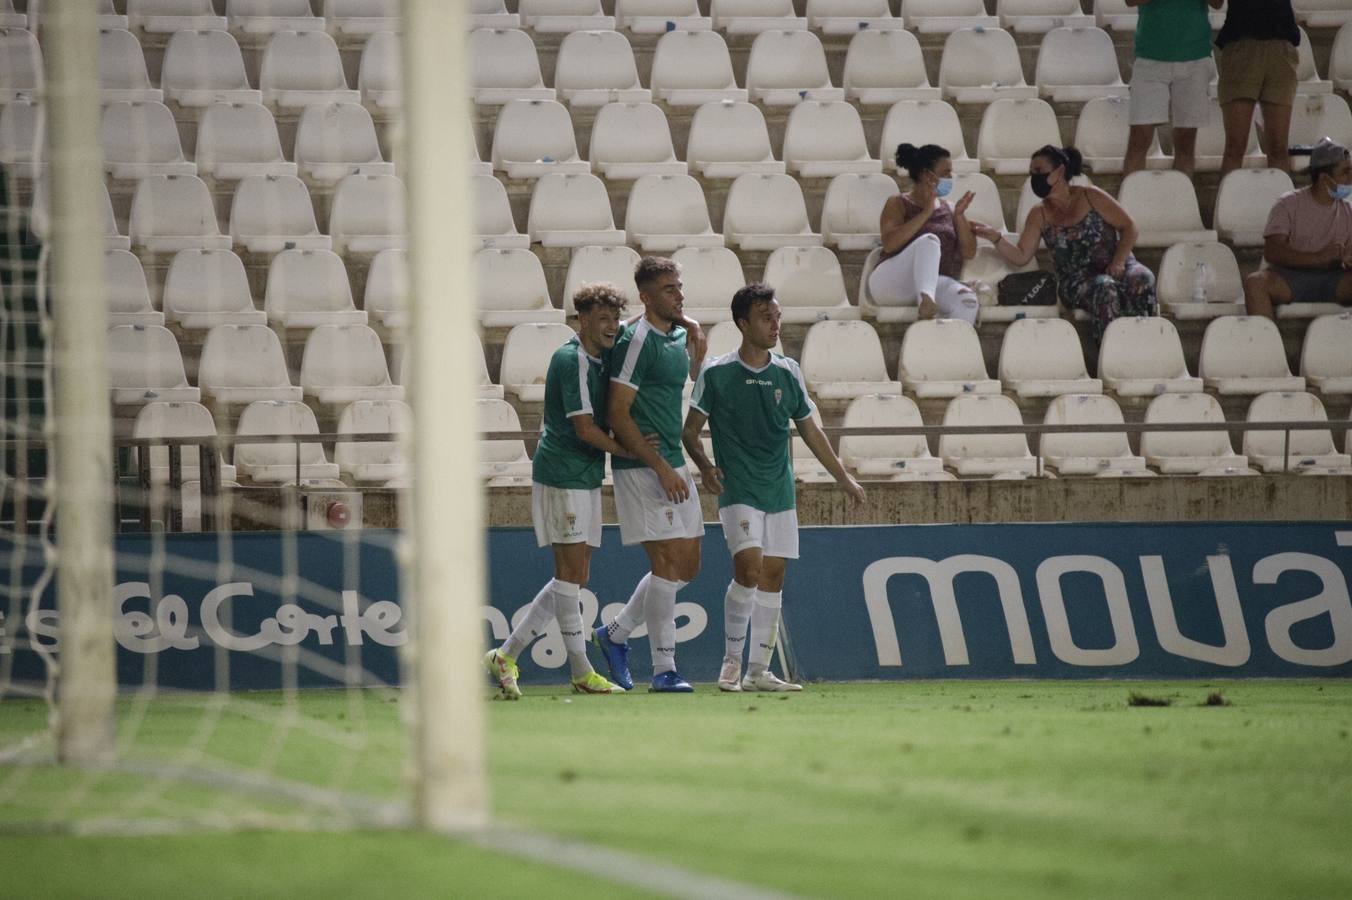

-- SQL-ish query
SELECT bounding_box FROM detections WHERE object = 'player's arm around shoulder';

[795,414,865,506]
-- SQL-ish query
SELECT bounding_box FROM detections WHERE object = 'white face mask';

[935,177,953,198]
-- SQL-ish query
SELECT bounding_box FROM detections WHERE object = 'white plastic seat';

[686,100,783,178]
[959,245,1051,324]
[469,27,555,105]
[589,102,686,179]
[1214,168,1295,247]
[163,248,268,329]
[226,0,325,36]
[939,27,1038,104]
[1040,393,1149,476]
[265,248,367,329]
[335,398,411,483]
[161,29,261,107]
[1156,241,1247,320]
[1191,102,1265,172]
[723,173,822,251]
[1297,1,1352,29]
[99,28,162,104]
[198,324,303,404]
[705,320,782,358]
[1301,312,1352,396]
[473,173,530,250]
[998,0,1092,33]
[293,101,394,184]
[101,101,195,180]
[554,30,650,107]
[999,318,1104,399]
[1243,391,1351,472]
[133,400,237,486]
[744,30,843,105]
[838,394,949,480]
[490,99,589,179]
[518,0,614,32]
[807,0,904,33]
[475,248,564,327]
[842,29,940,106]
[672,246,744,324]
[1118,170,1218,247]
[259,30,361,110]
[1140,392,1252,475]
[712,0,807,33]
[1198,315,1306,395]
[128,175,230,253]
[799,320,899,400]
[1296,26,1333,95]
[527,173,625,247]
[938,394,1038,478]
[233,399,341,483]
[0,28,42,97]
[950,171,1010,235]
[898,319,1000,398]
[1286,93,1352,172]
[782,101,881,177]
[300,323,403,407]
[127,0,226,33]
[0,0,23,28]
[500,322,578,403]
[763,246,859,323]
[1092,0,1137,31]
[470,333,506,400]
[976,98,1062,175]
[788,408,839,483]
[358,30,400,110]
[196,102,296,181]
[1331,22,1352,92]
[477,398,534,482]
[616,0,710,32]
[30,180,129,250]
[879,99,978,175]
[363,248,410,331]
[902,0,997,34]
[26,0,126,31]
[328,173,407,255]
[469,125,491,177]
[229,174,332,253]
[1074,96,1166,175]
[820,173,897,251]
[0,95,43,181]
[468,0,520,29]
[1034,26,1126,102]
[107,324,200,405]
[649,30,746,106]
[562,245,641,315]
[1097,316,1203,397]
[321,0,398,38]
[105,249,164,327]
[625,174,723,251]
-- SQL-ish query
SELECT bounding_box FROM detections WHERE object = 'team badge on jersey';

[774,388,783,406]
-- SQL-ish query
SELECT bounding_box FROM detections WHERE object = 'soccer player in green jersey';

[682,283,865,692]
[484,284,635,699]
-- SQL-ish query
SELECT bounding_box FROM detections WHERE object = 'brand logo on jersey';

[774,388,783,406]
[745,378,773,387]
[740,519,751,536]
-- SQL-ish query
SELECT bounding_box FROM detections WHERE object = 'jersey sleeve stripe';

[613,319,649,388]
[573,343,593,416]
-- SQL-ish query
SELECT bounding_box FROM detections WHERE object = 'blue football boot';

[649,670,694,693]
[592,625,634,691]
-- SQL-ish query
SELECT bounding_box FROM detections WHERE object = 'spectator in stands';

[1243,137,1352,319]
[1124,0,1226,176]
[868,143,979,323]
[971,145,1157,347]
[1216,0,1301,175]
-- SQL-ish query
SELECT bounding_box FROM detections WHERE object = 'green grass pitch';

[2,681,1351,898]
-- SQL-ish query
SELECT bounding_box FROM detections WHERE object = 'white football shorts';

[612,465,704,546]
[531,482,602,548]
[719,504,800,560]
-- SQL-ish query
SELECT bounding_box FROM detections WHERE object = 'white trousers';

[868,233,978,324]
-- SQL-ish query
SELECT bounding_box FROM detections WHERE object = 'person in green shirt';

[1124,0,1226,176]
[682,283,864,692]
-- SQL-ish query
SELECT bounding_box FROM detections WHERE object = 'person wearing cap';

[1215,0,1301,175]
[1243,137,1352,319]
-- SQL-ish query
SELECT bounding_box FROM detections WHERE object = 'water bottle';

[1191,260,1209,303]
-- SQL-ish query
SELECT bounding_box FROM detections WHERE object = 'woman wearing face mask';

[971,144,1156,346]
[868,143,979,323]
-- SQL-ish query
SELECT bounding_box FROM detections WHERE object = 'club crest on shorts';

[774,388,783,406]
[739,519,751,536]
[565,512,577,531]
[665,508,674,525]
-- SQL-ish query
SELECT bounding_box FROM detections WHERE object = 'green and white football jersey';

[690,350,814,512]
[532,334,607,490]
[609,317,689,472]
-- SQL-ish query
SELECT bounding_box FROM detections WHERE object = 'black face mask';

[1030,172,1054,199]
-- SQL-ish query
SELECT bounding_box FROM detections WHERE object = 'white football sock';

[723,580,755,663]
[607,571,650,644]
[502,581,555,660]
[646,575,680,674]
[747,589,782,675]
[550,579,591,680]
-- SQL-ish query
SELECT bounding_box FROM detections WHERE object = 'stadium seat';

[615,0,711,32]
[106,324,201,406]
[29,179,129,250]
[1296,27,1333,95]
[686,100,783,178]
[1214,168,1295,247]
[1242,391,1352,473]
[1074,96,1166,175]
[1034,26,1127,102]
[363,248,408,331]
[1097,316,1202,397]
[939,27,1038,104]
[1117,170,1217,247]
[322,0,399,37]
[976,98,1062,175]
[469,27,555,105]
[477,398,534,483]
[196,103,296,181]
[879,99,978,175]
[1140,392,1253,475]
[744,30,843,105]
[527,173,625,247]
[998,0,1092,33]
[198,324,303,405]
[259,30,360,110]
[820,173,897,251]
[0,0,22,28]
[328,173,407,255]
[293,101,394,184]
[473,173,529,251]
[101,101,195,180]
[105,249,164,328]
[98,28,162,104]
[1040,393,1149,477]
[228,174,332,253]
[264,248,367,329]
[26,0,125,30]
[128,175,231,254]
[554,30,650,107]
[233,399,341,483]
[789,408,838,483]
[1155,241,1247,320]
[838,394,949,480]
[1286,93,1352,172]
[799,320,900,400]
[335,399,411,483]
[470,332,506,400]
[162,248,267,330]
[649,30,746,106]
[355,31,400,112]
[1198,315,1306,395]
[500,322,577,403]
[806,0,903,33]
[133,400,236,486]
[469,125,492,177]
[723,173,822,251]
[518,0,614,32]
[475,247,564,327]
[1300,312,1352,396]
[126,0,226,33]
[225,0,324,36]
[1297,1,1352,29]
[0,96,43,182]
[998,318,1104,399]
[1331,23,1352,92]
[782,101,881,177]
[951,171,1010,235]
[959,245,1050,324]
[672,246,744,323]
[711,0,807,33]
[469,0,520,29]
[160,28,260,107]
[901,0,997,34]
[490,99,589,179]
[762,246,859,323]
[1092,0,1137,31]
[624,174,724,251]
[937,394,1038,478]
[589,102,686,179]
[842,30,941,106]
[0,28,42,97]
[562,244,641,314]
[705,320,781,357]
[300,323,403,407]
[1191,102,1265,172]
[898,319,1000,398]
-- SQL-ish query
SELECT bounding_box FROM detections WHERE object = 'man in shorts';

[1215,0,1301,175]
[1244,137,1352,319]
[1124,0,1226,176]
[681,283,864,693]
